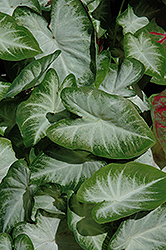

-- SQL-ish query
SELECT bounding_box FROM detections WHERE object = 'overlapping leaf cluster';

[0,0,166,249]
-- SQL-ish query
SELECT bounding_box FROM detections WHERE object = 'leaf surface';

[0,233,12,250]
[14,234,34,250]
[0,81,10,101]
[47,87,155,159]
[0,12,42,61]
[76,162,166,223]
[109,207,166,250]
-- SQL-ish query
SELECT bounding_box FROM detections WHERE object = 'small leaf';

[76,162,166,223]
[109,206,166,250]
[47,87,155,159]
[13,211,61,250]
[0,160,30,233]
[0,12,42,61]
[135,148,160,169]
[0,137,17,182]
[0,81,10,101]
[14,234,34,250]
[0,0,41,16]
[30,143,106,192]
[0,233,12,250]
[117,5,149,35]
[124,29,166,78]
[99,58,144,97]
[67,190,108,250]
[4,50,61,98]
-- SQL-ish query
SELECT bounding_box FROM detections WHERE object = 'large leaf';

[98,58,144,97]
[16,69,76,147]
[76,162,166,223]
[30,143,106,192]
[14,234,34,250]
[117,5,149,35]
[124,29,166,78]
[0,233,12,250]
[0,81,10,101]
[0,137,17,182]
[67,191,108,250]
[0,12,42,61]
[13,211,61,250]
[150,89,166,157]
[4,50,61,98]
[47,87,155,159]
[109,206,166,250]
[0,0,41,16]
[0,160,30,233]
[13,1,95,85]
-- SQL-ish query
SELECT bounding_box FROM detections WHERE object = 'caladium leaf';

[47,87,155,159]
[150,89,166,157]
[0,137,17,182]
[117,5,149,35]
[124,29,166,78]
[135,148,160,169]
[0,0,41,16]
[99,58,144,97]
[13,1,96,85]
[150,73,166,85]
[128,91,150,112]
[13,211,61,250]
[4,50,61,98]
[0,12,42,61]
[14,234,34,250]
[76,162,166,223]
[0,81,10,101]
[0,160,30,233]
[109,206,166,250]
[0,233,12,250]
[16,69,76,147]
[67,190,108,250]
[30,143,106,192]
[38,0,51,11]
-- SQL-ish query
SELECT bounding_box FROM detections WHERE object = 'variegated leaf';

[0,81,10,101]
[0,233,12,250]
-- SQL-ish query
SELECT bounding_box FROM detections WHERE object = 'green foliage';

[0,1,166,249]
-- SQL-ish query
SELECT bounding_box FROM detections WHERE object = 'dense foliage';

[0,0,166,249]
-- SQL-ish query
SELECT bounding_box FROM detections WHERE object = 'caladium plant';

[0,0,166,249]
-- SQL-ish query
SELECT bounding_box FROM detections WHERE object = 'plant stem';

[113,0,126,46]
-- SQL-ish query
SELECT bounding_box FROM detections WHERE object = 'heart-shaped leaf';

[76,162,166,223]
[0,137,17,182]
[4,50,61,98]
[0,81,10,101]
[30,143,106,192]
[13,211,61,250]
[13,0,96,85]
[47,87,155,159]
[67,190,108,250]
[0,0,41,16]
[109,206,166,250]
[0,233,12,250]
[150,89,166,157]
[98,58,144,97]
[14,234,34,250]
[124,29,166,78]
[0,160,30,233]
[117,5,149,35]
[16,68,76,147]
[0,12,42,61]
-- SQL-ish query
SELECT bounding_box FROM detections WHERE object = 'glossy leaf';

[0,233,12,250]
[99,58,144,97]
[0,0,41,16]
[4,50,61,98]
[117,5,149,35]
[109,206,166,250]
[0,137,17,182]
[13,1,95,85]
[0,12,42,61]
[47,87,155,159]
[30,144,106,192]
[0,81,10,101]
[150,90,166,157]
[13,211,61,250]
[0,160,30,233]
[14,234,34,250]
[76,162,166,223]
[68,191,108,250]
[124,29,166,78]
